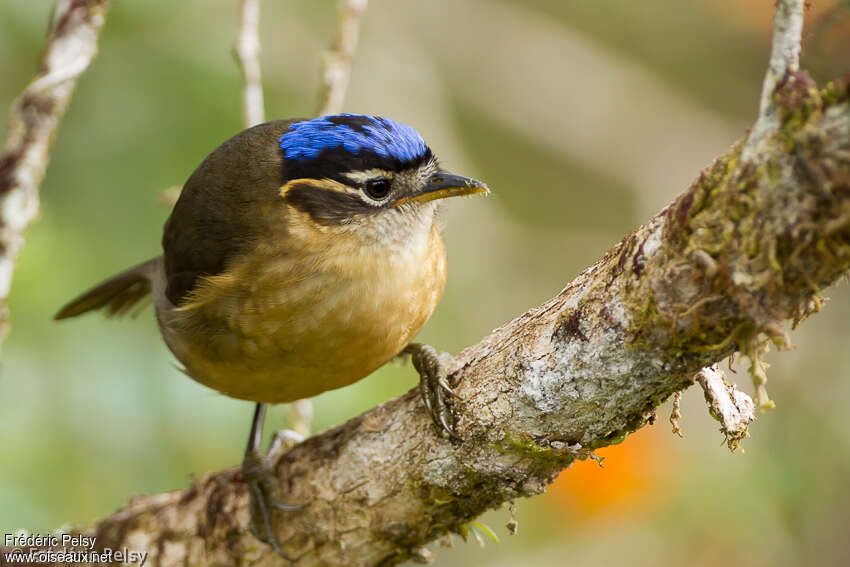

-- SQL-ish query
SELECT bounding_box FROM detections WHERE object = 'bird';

[54,113,489,558]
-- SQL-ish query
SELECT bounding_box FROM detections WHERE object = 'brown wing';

[54,258,157,320]
[162,119,302,305]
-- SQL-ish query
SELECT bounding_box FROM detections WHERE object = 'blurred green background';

[2,1,850,565]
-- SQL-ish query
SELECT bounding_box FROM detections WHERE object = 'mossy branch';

[15,75,848,566]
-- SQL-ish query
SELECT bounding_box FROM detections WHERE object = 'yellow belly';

[158,225,447,403]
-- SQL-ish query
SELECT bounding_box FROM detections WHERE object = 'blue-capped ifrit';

[55,113,489,558]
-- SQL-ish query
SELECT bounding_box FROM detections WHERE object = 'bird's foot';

[405,342,462,440]
[243,429,304,560]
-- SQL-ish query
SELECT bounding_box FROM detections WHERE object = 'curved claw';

[406,343,463,440]
[243,449,298,560]
[438,376,460,398]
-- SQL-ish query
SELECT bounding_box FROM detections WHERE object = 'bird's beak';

[392,173,490,207]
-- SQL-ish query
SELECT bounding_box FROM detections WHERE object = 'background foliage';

[1,1,849,565]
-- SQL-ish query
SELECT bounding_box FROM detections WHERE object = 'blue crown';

[279,114,428,163]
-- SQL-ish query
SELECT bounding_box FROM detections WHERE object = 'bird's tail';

[54,258,160,320]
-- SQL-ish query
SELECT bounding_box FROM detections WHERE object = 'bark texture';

[13,74,848,567]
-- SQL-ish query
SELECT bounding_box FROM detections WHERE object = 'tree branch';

[234,0,264,127]
[0,0,111,349]
[20,73,849,566]
[315,0,368,117]
[744,0,806,160]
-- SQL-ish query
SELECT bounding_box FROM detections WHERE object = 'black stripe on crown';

[282,146,434,186]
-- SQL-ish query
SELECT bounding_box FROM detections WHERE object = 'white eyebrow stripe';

[342,169,394,183]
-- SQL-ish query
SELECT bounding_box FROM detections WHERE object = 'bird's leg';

[243,402,302,560]
[404,342,462,440]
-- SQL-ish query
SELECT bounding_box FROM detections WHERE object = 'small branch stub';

[696,365,756,452]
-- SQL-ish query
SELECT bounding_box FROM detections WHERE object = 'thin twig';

[315,0,369,117]
[234,0,265,126]
[0,0,111,350]
[759,0,806,113]
[743,0,806,160]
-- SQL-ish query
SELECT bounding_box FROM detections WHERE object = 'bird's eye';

[364,178,391,200]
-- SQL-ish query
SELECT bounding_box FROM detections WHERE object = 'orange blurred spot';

[547,427,665,519]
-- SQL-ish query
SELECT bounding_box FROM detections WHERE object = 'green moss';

[676,149,740,231]
[497,433,559,464]
[489,433,579,485]
[412,461,513,547]
[627,293,662,352]
[602,430,628,446]
[624,141,787,363]
[773,71,823,149]
[821,75,850,106]
[622,76,850,419]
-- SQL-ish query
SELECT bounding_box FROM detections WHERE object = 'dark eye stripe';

[284,182,378,225]
[281,145,434,188]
